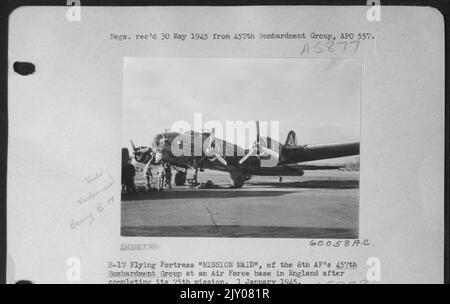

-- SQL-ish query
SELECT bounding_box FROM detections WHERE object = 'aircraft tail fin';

[284,131,297,147]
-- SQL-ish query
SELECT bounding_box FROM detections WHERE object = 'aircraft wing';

[283,142,360,163]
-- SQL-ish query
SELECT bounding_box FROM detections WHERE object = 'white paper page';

[7,6,444,284]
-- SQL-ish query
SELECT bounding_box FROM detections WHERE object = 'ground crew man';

[145,165,153,190]
[164,163,172,190]
[157,165,165,191]
[122,158,136,193]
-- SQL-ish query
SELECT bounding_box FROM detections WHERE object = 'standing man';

[145,164,153,190]
[157,164,165,191]
[164,163,172,190]
[124,158,136,193]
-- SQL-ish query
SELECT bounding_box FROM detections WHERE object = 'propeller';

[206,128,228,166]
[239,120,279,164]
[130,139,153,163]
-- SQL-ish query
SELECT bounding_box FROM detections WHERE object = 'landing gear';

[187,168,199,188]
[185,159,202,188]
[174,170,187,186]
[229,168,245,188]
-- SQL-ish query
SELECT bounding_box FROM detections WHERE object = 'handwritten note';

[70,167,116,230]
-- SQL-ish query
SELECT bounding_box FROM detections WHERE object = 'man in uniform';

[123,158,136,193]
[156,164,165,191]
[164,163,172,190]
[145,164,153,190]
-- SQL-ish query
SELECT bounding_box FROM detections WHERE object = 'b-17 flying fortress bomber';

[125,120,359,189]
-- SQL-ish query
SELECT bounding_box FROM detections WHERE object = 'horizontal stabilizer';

[282,142,359,163]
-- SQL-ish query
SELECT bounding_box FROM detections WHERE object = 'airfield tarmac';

[121,170,359,238]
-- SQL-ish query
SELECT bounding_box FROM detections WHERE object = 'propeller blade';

[210,128,216,147]
[239,148,257,164]
[130,140,137,152]
[261,146,279,159]
[148,154,155,165]
[213,153,228,166]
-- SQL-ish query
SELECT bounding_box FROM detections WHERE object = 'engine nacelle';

[135,148,153,163]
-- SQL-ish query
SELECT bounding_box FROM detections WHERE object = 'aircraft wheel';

[174,171,186,186]
[230,169,245,188]
[232,181,244,188]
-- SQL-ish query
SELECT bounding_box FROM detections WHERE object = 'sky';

[122,57,360,162]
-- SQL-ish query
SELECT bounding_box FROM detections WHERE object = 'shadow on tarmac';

[122,189,297,201]
[249,179,359,189]
[121,225,358,238]
[122,179,358,201]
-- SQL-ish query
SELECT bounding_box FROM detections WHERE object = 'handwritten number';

[326,41,335,53]
[300,40,362,55]
[337,41,347,52]
[313,41,323,54]
[350,40,360,52]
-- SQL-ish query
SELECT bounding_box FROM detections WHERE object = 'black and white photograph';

[121,57,361,238]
